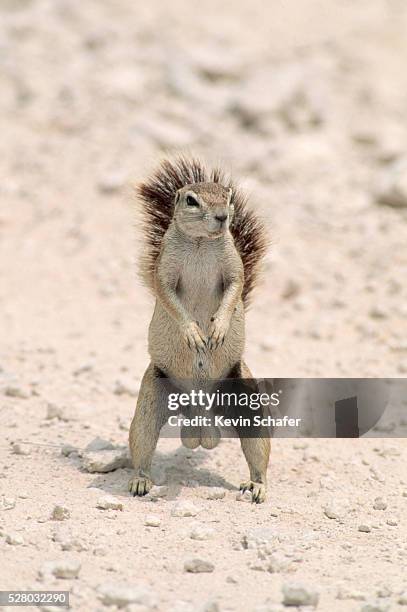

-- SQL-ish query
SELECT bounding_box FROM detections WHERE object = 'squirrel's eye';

[186,195,199,207]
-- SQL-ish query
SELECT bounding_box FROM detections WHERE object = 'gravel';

[184,558,215,573]
[189,524,215,541]
[97,582,158,608]
[282,583,319,607]
[96,495,124,511]
[144,514,161,527]
[39,560,81,579]
[82,448,131,473]
[6,532,24,545]
[171,501,199,517]
[51,504,70,521]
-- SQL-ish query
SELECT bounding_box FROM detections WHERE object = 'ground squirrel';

[129,157,270,503]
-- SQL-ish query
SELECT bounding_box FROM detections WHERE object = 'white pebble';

[144,515,161,527]
[282,583,319,607]
[96,495,123,511]
[398,592,407,605]
[236,490,252,503]
[97,582,158,608]
[52,505,70,521]
[6,532,24,545]
[148,486,168,499]
[171,501,199,517]
[11,443,30,456]
[373,497,387,511]
[204,487,225,500]
[184,558,215,573]
[0,496,16,511]
[40,560,81,579]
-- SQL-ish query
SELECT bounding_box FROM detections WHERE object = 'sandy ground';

[1,1,407,610]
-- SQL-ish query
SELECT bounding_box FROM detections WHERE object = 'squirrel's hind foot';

[239,480,266,504]
[128,474,153,497]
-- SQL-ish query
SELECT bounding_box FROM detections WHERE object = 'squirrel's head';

[173,182,233,240]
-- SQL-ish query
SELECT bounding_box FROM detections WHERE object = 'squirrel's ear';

[227,188,233,206]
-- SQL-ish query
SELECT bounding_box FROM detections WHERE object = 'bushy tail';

[135,156,268,308]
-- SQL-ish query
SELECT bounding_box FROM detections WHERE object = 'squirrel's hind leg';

[128,363,168,497]
[230,360,271,504]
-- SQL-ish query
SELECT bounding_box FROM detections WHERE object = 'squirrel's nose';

[215,213,228,223]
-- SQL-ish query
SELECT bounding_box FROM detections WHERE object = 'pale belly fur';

[148,247,245,382]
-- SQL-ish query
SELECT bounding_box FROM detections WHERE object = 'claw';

[128,475,153,497]
[239,480,266,504]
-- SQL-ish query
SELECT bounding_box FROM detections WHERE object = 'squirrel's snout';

[215,213,228,223]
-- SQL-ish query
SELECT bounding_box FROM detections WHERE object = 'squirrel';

[128,156,270,503]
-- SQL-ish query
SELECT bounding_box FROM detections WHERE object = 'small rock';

[242,528,278,550]
[358,524,372,533]
[11,443,30,456]
[204,487,225,500]
[319,476,335,490]
[40,560,81,579]
[377,586,392,598]
[200,600,220,612]
[4,385,30,399]
[147,486,168,500]
[52,505,70,521]
[60,537,87,552]
[72,363,93,376]
[96,495,123,511]
[281,279,300,300]
[144,515,161,527]
[190,524,215,541]
[375,157,407,208]
[0,496,16,511]
[97,582,158,608]
[282,583,319,607]
[61,444,77,457]
[398,592,407,605]
[236,490,252,503]
[85,437,115,452]
[171,501,199,517]
[323,500,347,520]
[386,518,398,526]
[369,306,387,320]
[337,586,366,601]
[373,497,387,511]
[82,448,131,473]
[370,467,385,483]
[6,532,24,545]
[184,558,215,573]
[46,402,69,421]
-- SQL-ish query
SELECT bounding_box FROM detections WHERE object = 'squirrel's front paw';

[182,321,207,351]
[208,316,229,350]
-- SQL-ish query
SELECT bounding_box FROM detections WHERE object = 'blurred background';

[1,0,407,387]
